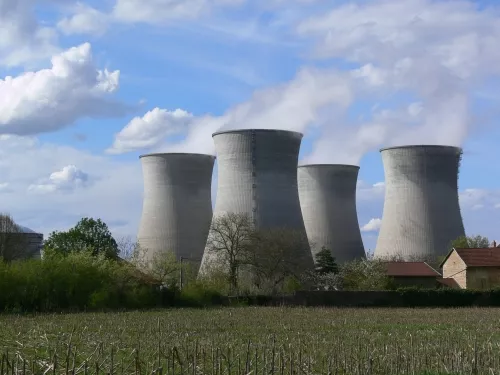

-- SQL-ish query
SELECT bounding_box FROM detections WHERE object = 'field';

[1,308,500,375]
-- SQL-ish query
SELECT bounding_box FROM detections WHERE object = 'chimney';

[491,240,497,248]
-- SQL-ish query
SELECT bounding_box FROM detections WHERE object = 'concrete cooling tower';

[374,145,465,261]
[298,164,365,264]
[199,129,313,274]
[137,153,215,265]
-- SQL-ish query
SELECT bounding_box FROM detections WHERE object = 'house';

[440,247,500,290]
[383,261,441,288]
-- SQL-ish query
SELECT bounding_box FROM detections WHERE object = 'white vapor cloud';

[110,67,353,156]
[297,0,500,156]
[0,43,130,135]
[108,0,500,164]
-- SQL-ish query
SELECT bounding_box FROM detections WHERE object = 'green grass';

[0,307,499,374]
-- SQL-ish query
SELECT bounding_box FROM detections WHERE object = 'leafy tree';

[247,228,313,294]
[314,247,338,275]
[204,213,254,291]
[450,235,490,249]
[44,217,118,259]
[340,258,393,291]
[0,213,29,262]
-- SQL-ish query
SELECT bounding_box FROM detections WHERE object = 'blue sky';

[0,0,499,253]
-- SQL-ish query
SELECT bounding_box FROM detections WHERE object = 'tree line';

[0,211,494,311]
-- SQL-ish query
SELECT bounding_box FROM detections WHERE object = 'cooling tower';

[298,164,365,264]
[199,129,313,274]
[374,145,465,261]
[137,153,215,265]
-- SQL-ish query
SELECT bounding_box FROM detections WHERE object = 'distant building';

[383,261,441,288]
[1,225,43,260]
[441,248,500,290]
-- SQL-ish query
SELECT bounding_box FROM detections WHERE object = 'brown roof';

[383,262,441,277]
[454,248,500,267]
[437,277,460,289]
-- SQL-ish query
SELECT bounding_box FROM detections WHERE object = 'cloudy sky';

[1,0,500,252]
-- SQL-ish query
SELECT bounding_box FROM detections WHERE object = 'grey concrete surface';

[374,145,465,261]
[298,164,365,264]
[199,129,313,275]
[137,153,215,265]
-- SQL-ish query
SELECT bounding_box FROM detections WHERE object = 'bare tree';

[0,213,29,262]
[116,236,140,260]
[247,228,312,294]
[125,243,181,287]
[205,212,254,291]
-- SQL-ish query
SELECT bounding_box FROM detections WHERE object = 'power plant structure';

[374,145,465,261]
[17,226,43,259]
[298,164,365,264]
[137,153,215,266]
[199,129,314,274]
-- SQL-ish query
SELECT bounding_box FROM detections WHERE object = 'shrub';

[0,251,166,312]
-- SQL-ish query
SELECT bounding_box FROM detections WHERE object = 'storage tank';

[199,129,313,274]
[137,153,215,265]
[374,145,465,261]
[298,164,365,264]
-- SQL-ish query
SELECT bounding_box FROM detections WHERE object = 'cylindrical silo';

[298,164,365,264]
[137,153,215,265]
[374,145,465,261]
[200,129,313,274]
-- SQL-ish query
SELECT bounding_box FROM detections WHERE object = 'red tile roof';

[437,277,460,289]
[383,262,441,277]
[454,248,500,267]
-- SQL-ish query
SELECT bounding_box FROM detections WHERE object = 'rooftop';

[212,129,303,137]
[453,248,500,267]
[383,261,441,277]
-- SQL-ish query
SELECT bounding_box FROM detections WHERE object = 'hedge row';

[0,252,225,312]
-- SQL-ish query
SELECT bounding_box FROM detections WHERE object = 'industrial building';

[18,226,43,259]
[199,129,313,274]
[137,153,215,266]
[298,164,365,264]
[374,145,465,261]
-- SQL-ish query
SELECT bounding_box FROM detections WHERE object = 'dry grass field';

[1,307,500,374]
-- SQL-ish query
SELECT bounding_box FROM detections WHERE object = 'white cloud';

[361,218,382,232]
[111,0,245,24]
[28,165,90,194]
[0,43,130,135]
[57,3,109,36]
[459,188,500,210]
[107,108,194,154]
[0,0,61,67]
[357,180,385,201]
[0,135,143,239]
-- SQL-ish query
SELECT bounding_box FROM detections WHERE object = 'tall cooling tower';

[137,153,215,264]
[374,145,465,261]
[200,129,313,273]
[298,164,365,264]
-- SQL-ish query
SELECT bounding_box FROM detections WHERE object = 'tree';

[204,213,254,291]
[44,217,118,259]
[247,228,312,294]
[0,213,29,262]
[340,258,393,291]
[450,235,490,249]
[314,247,338,275]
